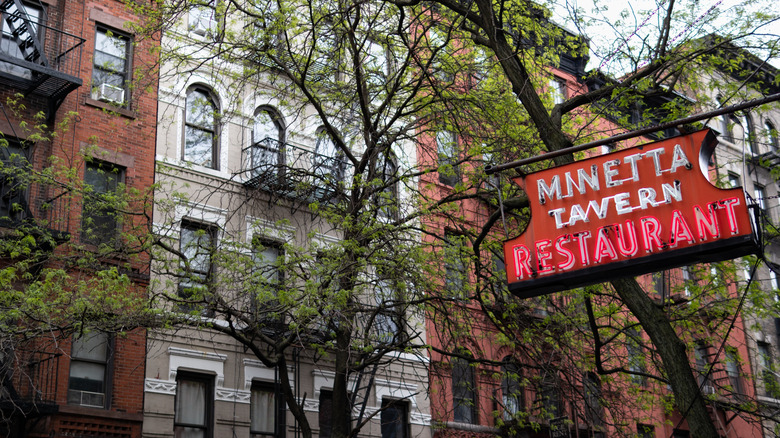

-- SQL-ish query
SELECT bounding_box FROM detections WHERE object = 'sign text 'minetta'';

[502,130,759,298]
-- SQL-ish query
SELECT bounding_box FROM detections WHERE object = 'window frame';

[184,85,219,169]
[451,354,476,424]
[444,232,468,299]
[0,137,31,222]
[436,130,459,187]
[500,357,523,419]
[91,25,132,108]
[178,220,217,313]
[250,380,286,438]
[81,160,124,247]
[174,371,214,438]
[67,331,112,409]
[0,1,45,78]
[249,107,285,179]
[380,398,409,438]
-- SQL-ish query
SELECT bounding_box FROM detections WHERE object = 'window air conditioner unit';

[190,12,216,36]
[97,83,124,105]
[702,385,716,395]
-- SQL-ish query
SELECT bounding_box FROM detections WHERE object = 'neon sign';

[503,130,759,297]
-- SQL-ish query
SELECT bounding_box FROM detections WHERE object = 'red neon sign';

[503,129,759,298]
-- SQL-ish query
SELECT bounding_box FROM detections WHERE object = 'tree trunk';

[611,278,717,438]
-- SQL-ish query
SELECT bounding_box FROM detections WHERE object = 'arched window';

[314,127,343,179]
[184,86,218,168]
[501,357,522,419]
[766,120,779,152]
[452,353,476,424]
[250,107,284,178]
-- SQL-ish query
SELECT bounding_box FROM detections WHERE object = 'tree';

[389,0,780,436]
[130,0,780,436]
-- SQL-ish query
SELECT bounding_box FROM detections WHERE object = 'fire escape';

[0,1,83,435]
[0,0,84,117]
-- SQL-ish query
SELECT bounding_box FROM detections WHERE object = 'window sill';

[85,97,135,119]
[444,421,497,434]
[58,404,144,421]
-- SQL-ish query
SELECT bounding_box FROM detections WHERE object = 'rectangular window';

[175,372,213,438]
[758,343,780,398]
[727,172,740,188]
[68,332,110,408]
[694,345,712,392]
[179,222,215,312]
[725,350,743,394]
[0,1,44,78]
[652,270,668,298]
[550,77,566,105]
[436,131,459,186]
[251,382,285,437]
[375,278,401,343]
[92,26,131,106]
[0,138,30,222]
[754,183,767,213]
[82,161,123,246]
[452,356,476,424]
[444,233,467,299]
[380,398,409,438]
[319,390,333,438]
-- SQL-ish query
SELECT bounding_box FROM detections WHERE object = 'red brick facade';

[0,0,157,436]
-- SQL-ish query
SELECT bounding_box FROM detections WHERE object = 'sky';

[550,0,779,73]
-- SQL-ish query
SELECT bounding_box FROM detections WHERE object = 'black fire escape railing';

[0,0,84,114]
[0,350,60,418]
[242,138,348,202]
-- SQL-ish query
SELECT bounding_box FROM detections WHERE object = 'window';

[436,131,459,186]
[190,0,217,36]
[175,372,213,438]
[681,266,693,297]
[0,138,30,221]
[757,342,780,398]
[251,238,283,320]
[0,1,43,78]
[250,108,284,179]
[318,390,348,438]
[652,271,668,298]
[694,345,713,393]
[91,26,130,106]
[381,398,409,438]
[770,265,780,291]
[82,161,123,246]
[766,120,779,152]
[253,238,282,286]
[184,86,218,168]
[550,77,565,105]
[501,357,523,419]
[314,127,344,181]
[444,233,467,299]
[68,332,110,408]
[374,278,401,343]
[319,390,332,438]
[583,373,603,427]
[739,113,758,155]
[451,354,476,424]
[376,152,398,219]
[540,375,561,418]
[727,172,740,189]
[627,328,646,386]
[179,222,215,312]
[251,382,285,437]
[754,183,767,214]
[725,350,743,394]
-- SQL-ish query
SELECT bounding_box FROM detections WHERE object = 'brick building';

[0,0,158,436]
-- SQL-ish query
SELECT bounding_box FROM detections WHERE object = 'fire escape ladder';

[350,360,380,428]
[0,0,48,67]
